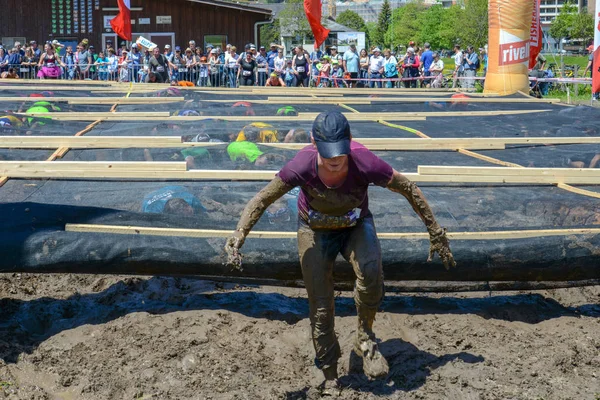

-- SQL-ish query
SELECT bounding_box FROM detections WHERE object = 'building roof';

[185,0,272,15]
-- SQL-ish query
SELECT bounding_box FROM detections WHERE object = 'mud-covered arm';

[225,176,294,269]
[386,169,456,269]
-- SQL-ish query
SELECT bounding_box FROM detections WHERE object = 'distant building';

[540,0,585,53]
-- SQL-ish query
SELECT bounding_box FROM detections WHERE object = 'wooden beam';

[3,79,113,86]
[0,97,184,104]
[0,136,510,150]
[31,114,426,122]
[418,165,600,178]
[268,97,561,104]
[0,161,187,171]
[21,111,171,118]
[65,223,600,240]
[1,164,599,184]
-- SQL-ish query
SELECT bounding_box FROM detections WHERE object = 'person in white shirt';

[452,44,463,88]
[428,52,445,88]
[368,47,384,88]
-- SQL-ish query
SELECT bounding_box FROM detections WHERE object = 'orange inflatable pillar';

[484,0,534,95]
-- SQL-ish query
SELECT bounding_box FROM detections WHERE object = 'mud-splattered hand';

[224,230,246,271]
[428,227,456,270]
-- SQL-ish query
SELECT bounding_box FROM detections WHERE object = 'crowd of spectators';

[0,37,491,90]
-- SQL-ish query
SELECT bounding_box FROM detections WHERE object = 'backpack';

[475,55,481,71]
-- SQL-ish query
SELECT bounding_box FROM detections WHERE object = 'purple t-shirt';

[277,141,393,228]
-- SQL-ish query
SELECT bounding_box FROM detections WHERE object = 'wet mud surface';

[0,273,599,399]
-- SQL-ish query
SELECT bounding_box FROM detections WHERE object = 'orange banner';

[484,0,534,95]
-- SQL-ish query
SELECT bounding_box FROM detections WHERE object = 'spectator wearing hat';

[30,41,41,58]
[14,41,24,57]
[164,45,173,62]
[329,46,343,67]
[317,55,332,86]
[343,44,360,88]
[583,44,599,100]
[208,48,221,87]
[368,48,384,88]
[401,47,420,88]
[256,46,268,86]
[103,39,114,56]
[283,59,297,87]
[170,46,184,82]
[127,43,142,82]
[267,43,281,75]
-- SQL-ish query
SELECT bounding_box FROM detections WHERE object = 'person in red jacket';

[401,47,420,88]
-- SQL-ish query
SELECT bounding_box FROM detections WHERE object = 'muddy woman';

[225,111,456,393]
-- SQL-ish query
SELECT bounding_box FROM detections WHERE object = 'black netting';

[0,88,599,283]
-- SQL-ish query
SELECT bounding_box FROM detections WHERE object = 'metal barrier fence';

[1,63,594,89]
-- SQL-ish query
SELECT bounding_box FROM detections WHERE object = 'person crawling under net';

[225,111,456,394]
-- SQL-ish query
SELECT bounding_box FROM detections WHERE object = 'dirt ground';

[0,273,599,400]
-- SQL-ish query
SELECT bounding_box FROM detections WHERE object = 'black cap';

[312,112,351,158]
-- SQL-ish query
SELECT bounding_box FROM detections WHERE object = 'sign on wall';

[336,32,365,53]
[139,18,151,25]
[103,15,116,29]
[156,16,172,24]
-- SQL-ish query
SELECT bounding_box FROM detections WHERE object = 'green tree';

[336,10,370,43]
[260,19,281,48]
[373,0,392,48]
[549,2,577,44]
[461,0,488,49]
[571,8,595,42]
[436,5,467,50]
[387,0,427,50]
[279,0,313,43]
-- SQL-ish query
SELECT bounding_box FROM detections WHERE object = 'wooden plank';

[3,79,113,86]
[273,97,562,104]
[418,165,600,178]
[33,115,427,122]
[21,112,171,118]
[1,165,599,184]
[0,97,184,103]
[0,161,187,171]
[65,223,600,240]
[0,136,510,150]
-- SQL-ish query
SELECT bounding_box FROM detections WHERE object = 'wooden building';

[1,0,272,52]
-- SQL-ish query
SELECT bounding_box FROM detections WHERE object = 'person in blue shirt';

[256,46,268,86]
[310,48,323,78]
[267,43,281,75]
[342,44,360,87]
[142,185,206,216]
[420,42,434,87]
[462,46,479,92]
[127,43,142,82]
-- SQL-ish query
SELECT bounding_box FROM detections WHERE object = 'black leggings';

[241,77,255,86]
[295,72,309,87]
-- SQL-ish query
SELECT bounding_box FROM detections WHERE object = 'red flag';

[110,0,132,41]
[304,0,330,49]
[528,0,542,69]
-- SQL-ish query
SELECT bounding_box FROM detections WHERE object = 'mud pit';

[0,273,598,399]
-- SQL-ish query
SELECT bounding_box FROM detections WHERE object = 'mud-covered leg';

[341,217,389,380]
[297,225,342,386]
